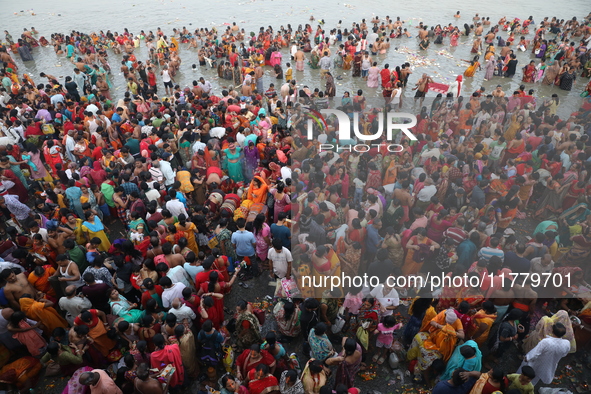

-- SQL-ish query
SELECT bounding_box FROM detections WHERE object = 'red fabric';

[150,344,185,387]
[141,286,164,308]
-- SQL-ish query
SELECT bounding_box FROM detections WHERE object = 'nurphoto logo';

[306,109,419,152]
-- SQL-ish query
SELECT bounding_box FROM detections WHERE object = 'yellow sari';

[419,306,438,333]
[464,61,480,77]
[81,217,111,252]
[312,249,341,297]
[19,297,67,336]
[70,218,87,245]
[472,309,497,345]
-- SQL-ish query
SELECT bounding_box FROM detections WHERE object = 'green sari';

[308,53,320,69]
[223,147,244,182]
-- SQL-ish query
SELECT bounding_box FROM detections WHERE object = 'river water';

[1,0,590,116]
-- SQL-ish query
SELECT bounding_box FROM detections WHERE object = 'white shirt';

[192,141,206,155]
[31,228,48,243]
[59,295,92,325]
[159,160,176,186]
[370,284,400,316]
[145,189,161,206]
[166,199,188,218]
[162,282,187,308]
[520,337,570,385]
[162,69,172,83]
[268,247,293,278]
[167,266,192,289]
[417,184,437,202]
[170,304,197,325]
[141,125,154,135]
[198,81,212,93]
[86,104,99,115]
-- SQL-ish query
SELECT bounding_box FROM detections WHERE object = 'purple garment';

[484,58,496,80]
[243,145,259,180]
[377,192,387,209]
[536,44,547,58]
[36,109,52,122]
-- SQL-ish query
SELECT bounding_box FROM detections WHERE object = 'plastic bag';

[332,315,346,334]
[356,326,369,350]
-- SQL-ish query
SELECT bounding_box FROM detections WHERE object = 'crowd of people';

[0,9,589,394]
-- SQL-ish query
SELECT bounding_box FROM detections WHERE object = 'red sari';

[563,181,585,211]
[248,370,279,394]
[236,349,276,377]
[150,344,185,387]
[3,169,28,203]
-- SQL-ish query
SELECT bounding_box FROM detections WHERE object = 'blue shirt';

[231,230,256,257]
[456,240,477,269]
[431,377,477,394]
[365,224,382,255]
[271,224,291,249]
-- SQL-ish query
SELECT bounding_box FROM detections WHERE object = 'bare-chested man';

[74,57,86,72]
[490,279,515,320]
[475,23,484,36]
[1,269,39,310]
[492,84,505,104]
[134,364,164,394]
[294,48,306,72]
[513,280,537,318]
[392,179,414,226]
[47,225,74,256]
[413,73,432,106]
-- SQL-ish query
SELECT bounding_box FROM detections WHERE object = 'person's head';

[383,314,396,328]
[302,298,319,313]
[343,337,357,356]
[0,269,17,283]
[221,374,239,393]
[552,322,567,338]
[136,363,150,381]
[519,366,536,385]
[314,322,328,336]
[79,372,100,386]
[459,345,476,359]
[272,238,284,252]
[255,363,269,379]
[507,308,523,321]
[152,333,165,349]
[108,287,120,300]
[309,359,324,374]
[482,300,496,314]
[451,368,467,386]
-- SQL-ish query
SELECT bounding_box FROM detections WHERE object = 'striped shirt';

[443,226,468,246]
[478,247,505,262]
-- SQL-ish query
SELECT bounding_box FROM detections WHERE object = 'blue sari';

[66,186,84,218]
[440,340,482,381]
[7,155,28,188]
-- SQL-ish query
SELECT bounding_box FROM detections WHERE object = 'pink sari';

[62,366,93,394]
[12,321,46,356]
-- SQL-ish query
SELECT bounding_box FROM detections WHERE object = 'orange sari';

[19,298,67,336]
[28,266,56,297]
[246,176,270,203]
[383,161,398,185]
[419,306,438,333]
[423,311,462,361]
[471,310,497,345]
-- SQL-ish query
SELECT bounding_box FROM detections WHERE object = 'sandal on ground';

[372,354,379,363]
[377,357,385,365]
